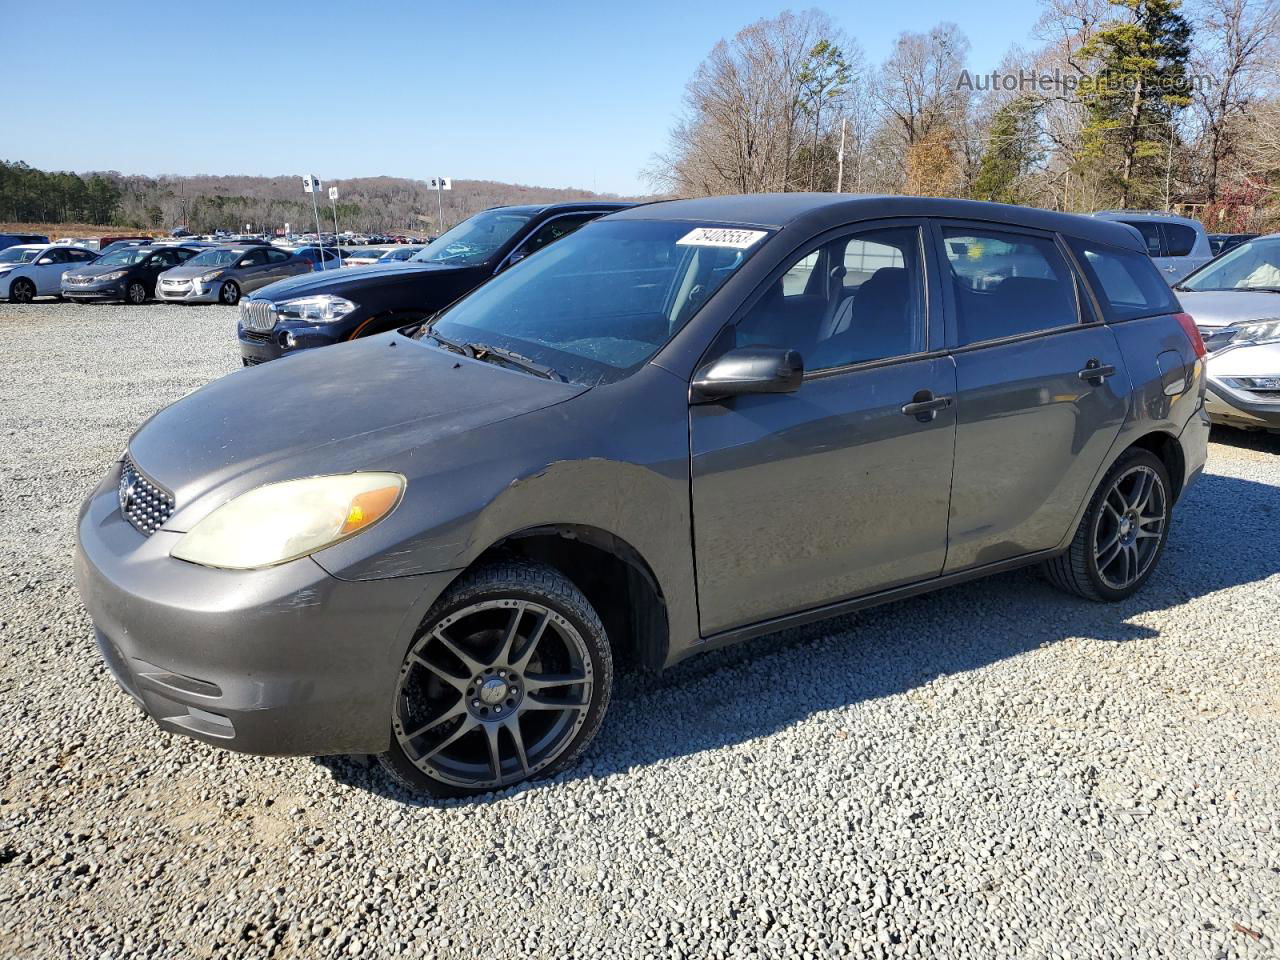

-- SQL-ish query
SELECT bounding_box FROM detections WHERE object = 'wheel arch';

[466,523,670,673]
[1125,429,1187,503]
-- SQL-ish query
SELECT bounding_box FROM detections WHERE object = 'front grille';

[241,299,277,332]
[241,329,272,343]
[118,455,174,536]
[66,275,96,286]
[161,280,191,290]
[242,356,265,367]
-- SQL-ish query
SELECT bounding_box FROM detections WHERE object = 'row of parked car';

[3,204,1277,435]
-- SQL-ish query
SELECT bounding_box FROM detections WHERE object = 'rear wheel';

[9,278,35,303]
[1044,448,1171,601]
[220,280,241,306]
[126,281,148,305]
[379,560,612,796]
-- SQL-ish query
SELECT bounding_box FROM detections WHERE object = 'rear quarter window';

[1161,223,1198,258]
[1067,238,1180,321]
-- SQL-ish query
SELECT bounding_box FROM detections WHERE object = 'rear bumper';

[75,466,457,756]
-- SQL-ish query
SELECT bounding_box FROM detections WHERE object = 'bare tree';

[1188,0,1280,200]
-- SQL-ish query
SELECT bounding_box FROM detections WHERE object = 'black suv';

[237,201,630,365]
[62,245,202,304]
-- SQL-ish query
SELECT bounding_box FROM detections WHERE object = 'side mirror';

[690,347,804,402]
[36,258,53,265]
[503,250,528,270]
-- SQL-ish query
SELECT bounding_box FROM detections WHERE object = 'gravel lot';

[1,300,1277,959]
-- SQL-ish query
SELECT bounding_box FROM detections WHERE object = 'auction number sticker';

[676,227,768,249]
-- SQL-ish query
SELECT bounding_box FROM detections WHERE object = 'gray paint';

[76,194,1210,758]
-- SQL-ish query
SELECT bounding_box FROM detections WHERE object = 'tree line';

[647,0,1280,230]
[0,161,631,234]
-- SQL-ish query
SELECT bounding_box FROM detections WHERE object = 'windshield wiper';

[466,342,563,381]
[421,327,474,357]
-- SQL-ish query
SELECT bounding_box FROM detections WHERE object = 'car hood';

[128,333,587,530]
[254,259,469,300]
[1175,290,1280,328]
[64,263,127,279]
[159,263,221,280]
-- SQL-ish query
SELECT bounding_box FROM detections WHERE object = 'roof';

[606,194,1146,252]
[485,201,635,215]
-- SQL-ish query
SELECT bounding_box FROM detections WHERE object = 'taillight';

[1174,312,1206,359]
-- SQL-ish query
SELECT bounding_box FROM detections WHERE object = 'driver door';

[34,248,71,294]
[690,221,958,635]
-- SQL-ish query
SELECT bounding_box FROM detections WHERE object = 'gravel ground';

[1,300,1277,959]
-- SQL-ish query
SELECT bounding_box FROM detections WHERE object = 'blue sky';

[5,1,1042,195]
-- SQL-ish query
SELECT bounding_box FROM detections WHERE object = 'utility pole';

[1164,122,1175,212]
[303,175,326,270]
[836,117,847,193]
[329,186,342,263]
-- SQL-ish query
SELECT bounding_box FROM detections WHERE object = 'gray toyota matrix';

[76,195,1210,796]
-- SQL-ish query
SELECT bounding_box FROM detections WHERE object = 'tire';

[219,280,241,306]
[1043,448,1172,602]
[379,559,613,797]
[126,280,148,305]
[9,277,36,304]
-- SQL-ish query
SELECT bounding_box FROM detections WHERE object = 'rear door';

[263,247,295,283]
[935,221,1130,572]
[235,248,272,290]
[1158,222,1207,283]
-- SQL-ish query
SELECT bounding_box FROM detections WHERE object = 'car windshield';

[1180,237,1280,292]
[381,247,417,260]
[95,249,152,265]
[415,220,764,385]
[0,246,41,263]
[411,209,533,265]
[186,249,240,267]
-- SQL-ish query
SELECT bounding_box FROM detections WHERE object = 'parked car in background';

[2,243,98,302]
[1208,233,1259,257]
[376,245,424,264]
[0,232,49,252]
[237,202,629,364]
[292,246,349,271]
[156,245,312,305]
[61,245,201,304]
[1174,234,1280,432]
[78,195,1209,796]
[339,246,390,266]
[1092,211,1212,285]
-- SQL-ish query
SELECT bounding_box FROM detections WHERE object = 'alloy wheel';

[12,279,34,303]
[221,282,240,305]
[128,282,147,304]
[1092,464,1167,591]
[393,599,595,790]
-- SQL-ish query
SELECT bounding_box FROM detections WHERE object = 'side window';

[1065,238,1181,321]
[266,248,290,263]
[67,248,95,262]
[734,225,926,371]
[241,249,269,266]
[513,214,596,260]
[941,227,1080,344]
[173,248,198,263]
[1121,220,1163,257]
[43,249,70,264]
[1161,223,1197,258]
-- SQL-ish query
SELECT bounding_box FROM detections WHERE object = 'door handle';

[901,391,952,422]
[1077,359,1117,384]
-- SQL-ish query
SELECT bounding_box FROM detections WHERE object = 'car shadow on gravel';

[315,468,1280,807]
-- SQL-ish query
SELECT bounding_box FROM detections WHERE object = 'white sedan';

[0,243,99,303]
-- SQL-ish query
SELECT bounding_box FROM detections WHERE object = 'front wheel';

[219,280,241,306]
[379,560,613,796]
[1044,448,1171,601]
[126,281,148,305]
[9,278,36,303]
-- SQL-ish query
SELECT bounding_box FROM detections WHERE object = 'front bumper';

[237,321,350,365]
[1203,342,1280,430]
[75,466,457,756]
[62,282,125,301]
[156,279,221,303]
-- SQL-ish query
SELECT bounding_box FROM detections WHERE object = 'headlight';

[1206,317,1280,351]
[98,270,127,282]
[200,270,225,282]
[275,294,357,323]
[170,473,404,569]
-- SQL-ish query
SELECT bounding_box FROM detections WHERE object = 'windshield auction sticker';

[676,227,768,249]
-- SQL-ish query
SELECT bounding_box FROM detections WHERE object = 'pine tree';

[1078,0,1192,207]
[973,97,1044,204]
